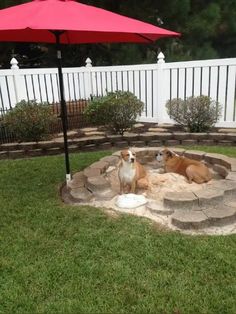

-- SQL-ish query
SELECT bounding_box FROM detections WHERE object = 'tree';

[0,0,235,68]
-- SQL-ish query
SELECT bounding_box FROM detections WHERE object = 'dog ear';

[166,150,173,158]
[120,150,125,159]
[129,145,135,153]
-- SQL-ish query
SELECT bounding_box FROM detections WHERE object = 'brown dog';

[118,149,148,194]
[156,148,212,184]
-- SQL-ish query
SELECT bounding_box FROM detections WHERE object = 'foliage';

[0,0,236,68]
[3,100,56,142]
[0,120,14,142]
[166,95,221,132]
[85,91,144,135]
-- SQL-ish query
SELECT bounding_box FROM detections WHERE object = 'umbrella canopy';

[0,0,180,183]
[0,0,180,44]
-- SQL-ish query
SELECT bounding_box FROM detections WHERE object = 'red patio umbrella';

[0,0,180,183]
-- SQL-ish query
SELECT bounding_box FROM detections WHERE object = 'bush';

[166,95,221,132]
[0,120,14,142]
[4,100,56,142]
[85,91,144,135]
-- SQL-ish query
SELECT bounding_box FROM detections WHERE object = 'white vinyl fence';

[1,54,236,127]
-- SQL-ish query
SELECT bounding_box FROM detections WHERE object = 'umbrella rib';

[135,33,154,43]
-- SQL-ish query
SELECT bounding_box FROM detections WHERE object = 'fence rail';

[0,55,236,143]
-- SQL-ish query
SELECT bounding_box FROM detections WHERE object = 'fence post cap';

[10,57,19,69]
[157,52,165,64]
[85,57,92,67]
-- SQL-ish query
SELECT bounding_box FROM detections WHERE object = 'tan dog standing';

[118,149,148,194]
[156,148,212,184]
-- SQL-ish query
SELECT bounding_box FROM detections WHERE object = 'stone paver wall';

[1,130,236,159]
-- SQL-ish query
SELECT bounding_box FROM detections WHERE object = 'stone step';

[67,171,86,189]
[146,201,174,216]
[164,191,198,210]
[171,204,236,230]
[203,206,236,226]
[70,187,93,202]
[171,210,209,230]
[86,175,111,193]
[213,180,236,199]
[193,189,224,208]
[212,164,229,178]
[93,189,117,201]
[163,182,236,212]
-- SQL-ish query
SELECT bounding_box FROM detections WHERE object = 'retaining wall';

[1,131,236,159]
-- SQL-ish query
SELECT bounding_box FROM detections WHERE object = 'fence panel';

[1,57,236,143]
[162,59,236,126]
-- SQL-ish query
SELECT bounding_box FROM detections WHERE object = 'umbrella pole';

[54,31,71,184]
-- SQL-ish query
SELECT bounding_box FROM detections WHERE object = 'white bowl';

[115,193,147,209]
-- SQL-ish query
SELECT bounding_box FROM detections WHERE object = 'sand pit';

[62,147,236,235]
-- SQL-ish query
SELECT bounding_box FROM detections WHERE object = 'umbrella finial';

[10,57,19,69]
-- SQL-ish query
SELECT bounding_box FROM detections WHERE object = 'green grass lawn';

[0,147,236,314]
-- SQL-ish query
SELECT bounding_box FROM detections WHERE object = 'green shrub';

[85,91,144,135]
[166,95,221,132]
[4,100,56,142]
[0,123,14,142]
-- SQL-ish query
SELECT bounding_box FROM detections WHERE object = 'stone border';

[61,147,236,232]
[0,131,236,159]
